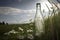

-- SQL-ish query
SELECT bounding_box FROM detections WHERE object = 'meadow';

[0,22,36,40]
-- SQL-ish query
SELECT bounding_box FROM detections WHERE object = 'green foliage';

[43,11,60,40]
[0,23,35,40]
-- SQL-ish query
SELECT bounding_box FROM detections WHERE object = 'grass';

[0,22,35,40]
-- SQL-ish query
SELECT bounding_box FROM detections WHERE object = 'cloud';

[17,0,22,2]
[0,7,21,15]
[0,7,36,24]
[0,7,36,15]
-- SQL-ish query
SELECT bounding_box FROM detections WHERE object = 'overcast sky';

[0,0,60,24]
[0,0,38,24]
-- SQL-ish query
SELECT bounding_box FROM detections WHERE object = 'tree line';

[0,21,8,25]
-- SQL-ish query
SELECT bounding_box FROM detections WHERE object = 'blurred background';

[0,0,60,40]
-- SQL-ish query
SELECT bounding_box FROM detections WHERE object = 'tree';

[2,21,5,25]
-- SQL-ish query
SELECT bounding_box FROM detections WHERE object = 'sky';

[0,0,60,24]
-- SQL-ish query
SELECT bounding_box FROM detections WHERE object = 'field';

[0,22,36,40]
